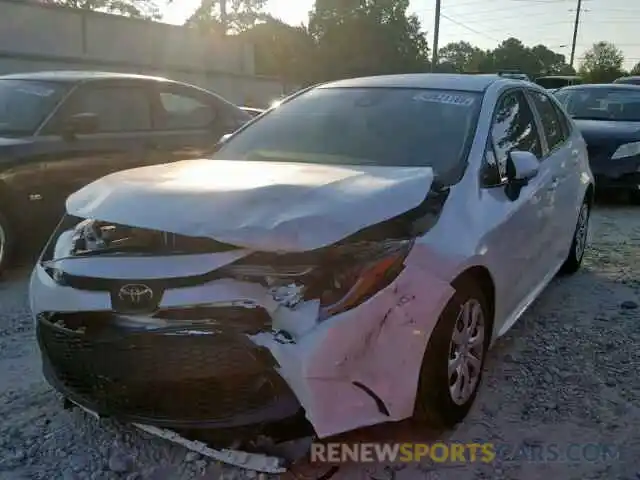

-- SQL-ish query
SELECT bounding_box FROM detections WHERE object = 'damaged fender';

[253,244,456,439]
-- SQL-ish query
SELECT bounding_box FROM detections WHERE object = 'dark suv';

[0,71,251,274]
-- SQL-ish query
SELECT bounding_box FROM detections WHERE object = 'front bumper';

[589,153,640,192]
[36,311,302,438]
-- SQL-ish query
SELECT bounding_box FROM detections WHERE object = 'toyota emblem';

[118,284,154,305]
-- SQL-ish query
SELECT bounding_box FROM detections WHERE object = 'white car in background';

[30,74,593,462]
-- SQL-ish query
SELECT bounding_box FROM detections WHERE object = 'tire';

[559,200,590,275]
[413,280,490,428]
[0,208,13,278]
[629,190,640,205]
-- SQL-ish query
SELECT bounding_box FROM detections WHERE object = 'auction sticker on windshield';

[413,92,475,106]
[16,86,56,97]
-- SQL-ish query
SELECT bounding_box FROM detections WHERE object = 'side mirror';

[64,113,99,138]
[504,150,539,201]
[507,150,539,182]
[211,133,232,154]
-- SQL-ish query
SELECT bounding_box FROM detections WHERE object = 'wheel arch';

[451,265,496,337]
[585,182,595,207]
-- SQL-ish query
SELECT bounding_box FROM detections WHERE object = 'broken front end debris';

[30,204,455,463]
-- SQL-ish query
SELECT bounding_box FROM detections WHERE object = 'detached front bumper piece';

[65,397,289,473]
[36,310,303,440]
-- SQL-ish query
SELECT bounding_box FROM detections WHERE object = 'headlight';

[611,141,640,159]
[223,239,413,318]
[317,239,413,318]
[40,216,237,268]
[60,218,157,258]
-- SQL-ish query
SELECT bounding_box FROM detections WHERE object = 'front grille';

[37,313,296,424]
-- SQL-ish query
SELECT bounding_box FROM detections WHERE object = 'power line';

[440,2,573,19]
[439,14,501,42]
[441,10,570,25]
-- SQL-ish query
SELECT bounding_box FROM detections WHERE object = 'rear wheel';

[413,281,490,427]
[560,200,590,275]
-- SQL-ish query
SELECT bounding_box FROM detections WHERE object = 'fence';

[0,0,288,107]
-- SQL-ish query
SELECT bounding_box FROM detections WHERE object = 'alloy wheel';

[448,298,485,406]
[574,203,589,262]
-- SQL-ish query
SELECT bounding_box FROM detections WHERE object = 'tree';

[239,17,316,85]
[578,41,625,83]
[529,44,570,75]
[487,38,570,77]
[41,0,162,19]
[629,61,640,76]
[437,41,486,73]
[308,0,430,82]
[185,0,268,34]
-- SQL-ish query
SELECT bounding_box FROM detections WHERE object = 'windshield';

[554,87,640,121]
[213,87,482,180]
[0,80,69,136]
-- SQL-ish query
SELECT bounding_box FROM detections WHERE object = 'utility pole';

[431,0,441,71]
[220,0,227,35]
[569,0,582,68]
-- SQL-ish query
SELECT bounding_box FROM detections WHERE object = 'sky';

[162,0,640,70]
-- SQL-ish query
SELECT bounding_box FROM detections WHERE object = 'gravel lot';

[0,203,638,480]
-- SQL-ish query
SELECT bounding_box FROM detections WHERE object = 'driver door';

[482,89,556,327]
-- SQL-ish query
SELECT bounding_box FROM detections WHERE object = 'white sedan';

[29,74,593,448]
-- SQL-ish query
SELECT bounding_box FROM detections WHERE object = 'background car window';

[0,80,69,136]
[490,90,542,179]
[555,87,640,121]
[159,92,215,129]
[67,86,152,133]
[529,90,566,152]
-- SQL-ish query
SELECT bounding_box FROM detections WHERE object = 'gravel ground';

[0,203,638,480]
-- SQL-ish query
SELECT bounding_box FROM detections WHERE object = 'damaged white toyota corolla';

[30,74,593,463]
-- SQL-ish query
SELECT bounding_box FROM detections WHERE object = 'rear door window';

[156,87,217,130]
[529,90,566,153]
[63,85,152,133]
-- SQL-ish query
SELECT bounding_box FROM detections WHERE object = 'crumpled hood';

[67,159,435,252]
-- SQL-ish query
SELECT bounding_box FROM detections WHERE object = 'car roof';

[0,70,173,84]
[613,76,640,84]
[318,73,508,93]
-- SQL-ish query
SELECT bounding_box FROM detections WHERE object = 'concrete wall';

[0,0,287,107]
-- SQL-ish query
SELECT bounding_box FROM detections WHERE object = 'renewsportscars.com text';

[311,442,621,464]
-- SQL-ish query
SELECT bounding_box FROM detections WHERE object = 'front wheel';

[560,200,590,275]
[413,281,490,427]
